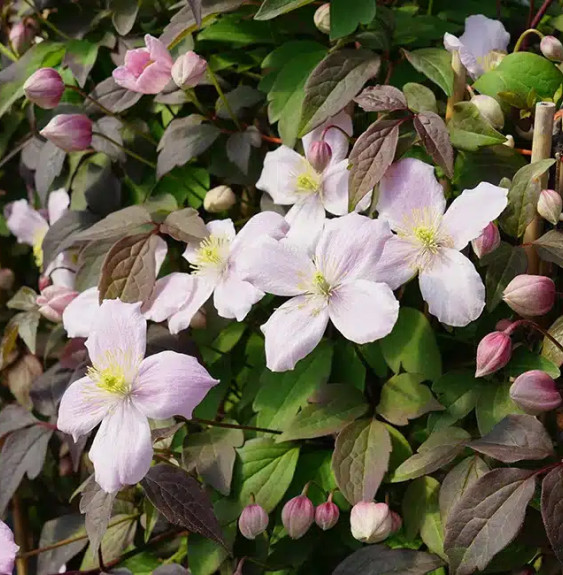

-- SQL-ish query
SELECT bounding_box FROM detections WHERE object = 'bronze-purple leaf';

[354,85,407,112]
[413,111,454,178]
[541,465,563,565]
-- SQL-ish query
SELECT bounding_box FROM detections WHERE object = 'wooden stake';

[523,101,556,274]
[446,52,466,121]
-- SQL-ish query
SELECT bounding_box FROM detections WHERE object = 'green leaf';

[403,82,438,113]
[299,48,381,136]
[7,287,38,312]
[476,382,524,436]
[110,0,139,35]
[506,347,560,379]
[534,229,563,268]
[63,39,99,88]
[330,0,376,40]
[254,0,315,20]
[10,311,40,354]
[448,102,506,151]
[380,307,442,380]
[474,52,563,101]
[402,48,453,96]
[543,315,563,366]
[80,515,136,569]
[197,15,275,45]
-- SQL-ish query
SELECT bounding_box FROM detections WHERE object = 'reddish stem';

[530,0,554,29]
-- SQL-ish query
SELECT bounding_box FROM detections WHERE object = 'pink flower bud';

[509,370,562,415]
[541,36,563,61]
[238,503,269,540]
[9,19,36,54]
[36,285,78,322]
[475,331,512,377]
[350,501,393,544]
[314,3,330,34]
[390,510,402,533]
[502,274,555,317]
[282,495,315,539]
[495,318,513,332]
[537,189,562,225]
[24,68,65,109]
[315,500,339,531]
[40,114,93,152]
[308,140,332,172]
[172,51,207,89]
[38,275,51,292]
[471,222,500,259]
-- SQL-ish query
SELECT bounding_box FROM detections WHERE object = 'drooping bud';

[502,274,556,317]
[509,370,562,415]
[9,19,36,54]
[238,503,269,540]
[313,3,330,34]
[475,331,512,377]
[203,185,236,213]
[537,189,562,225]
[36,285,78,322]
[495,318,513,332]
[390,510,402,533]
[471,94,504,129]
[308,140,332,172]
[172,51,208,89]
[541,36,563,61]
[40,114,93,152]
[24,68,65,109]
[471,222,500,259]
[315,498,339,531]
[282,494,315,539]
[350,501,393,544]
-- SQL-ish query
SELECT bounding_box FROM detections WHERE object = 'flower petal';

[154,235,168,274]
[459,15,510,59]
[328,279,399,343]
[315,213,392,284]
[5,199,49,245]
[373,235,419,290]
[285,194,326,255]
[0,520,18,574]
[136,63,173,94]
[303,110,352,164]
[441,182,508,250]
[124,48,151,76]
[237,236,315,296]
[263,295,329,371]
[444,32,482,78]
[143,273,193,322]
[230,211,289,257]
[47,188,70,225]
[377,158,446,230]
[89,400,152,493]
[214,273,263,321]
[419,248,485,327]
[57,376,116,441]
[322,160,349,216]
[145,34,173,66]
[168,277,214,334]
[62,287,100,338]
[133,350,218,419]
[112,67,139,92]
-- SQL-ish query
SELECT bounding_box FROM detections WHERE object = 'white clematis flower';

[374,157,508,327]
[57,299,218,493]
[0,520,19,575]
[237,213,399,372]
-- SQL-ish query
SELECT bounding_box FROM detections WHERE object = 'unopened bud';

[538,189,562,225]
[314,3,330,34]
[503,134,515,148]
[9,19,36,54]
[390,510,402,533]
[308,140,332,172]
[471,94,504,129]
[350,501,393,544]
[509,370,562,414]
[36,285,78,322]
[541,36,563,61]
[475,331,512,377]
[172,51,207,89]
[502,274,555,317]
[203,185,236,213]
[282,494,315,539]
[315,500,339,531]
[40,114,93,152]
[471,222,500,259]
[24,68,65,110]
[238,503,269,540]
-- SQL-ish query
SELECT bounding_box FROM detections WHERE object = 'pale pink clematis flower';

[57,299,218,493]
[113,35,173,94]
[444,14,510,79]
[238,213,399,371]
[375,158,508,327]
[0,520,19,575]
[144,212,288,334]
[256,111,354,252]
[37,285,78,322]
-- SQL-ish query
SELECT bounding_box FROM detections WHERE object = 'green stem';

[0,43,17,62]
[22,0,72,40]
[190,416,282,435]
[513,28,544,52]
[207,67,242,130]
[186,88,210,118]
[92,131,156,169]
[427,0,434,15]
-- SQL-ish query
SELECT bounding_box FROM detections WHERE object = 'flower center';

[412,226,440,254]
[295,161,322,196]
[87,365,130,395]
[477,50,505,73]
[32,230,46,268]
[312,271,331,297]
[192,235,230,276]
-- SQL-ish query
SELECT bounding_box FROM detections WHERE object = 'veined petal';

[377,158,446,230]
[57,376,117,441]
[143,273,193,322]
[419,248,485,327]
[315,213,393,284]
[112,67,139,92]
[236,236,315,296]
[85,299,146,378]
[441,182,508,250]
[145,34,173,67]
[322,160,349,216]
[5,199,49,246]
[263,295,329,372]
[285,195,326,256]
[214,274,264,321]
[168,277,214,334]
[133,351,218,419]
[62,287,100,338]
[303,110,352,165]
[230,211,289,258]
[328,279,399,344]
[47,188,70,225]
[0,521,18,575]
[89,400,152,493]
[373,235,419,290]
[459,15,510,60]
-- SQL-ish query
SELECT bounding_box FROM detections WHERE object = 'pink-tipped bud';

[509,370,562,415]
[9,19,36,54]
[172,51,208,89]
[471,222,500,259]
[495,318,513,332]
[475,331,512,377]
[238,503,269,540]
[24,68,65,110]
[282,495,315,539]
[390,510,402,533]
[502,274,555,317]
[350,502,393,544]
[308,140,332,172]
[313,3,330,34]
[541,36,563,61]
[537,189,562,225]
[40,114,93,152]
[36,285,78,322]
[315,500,339,531]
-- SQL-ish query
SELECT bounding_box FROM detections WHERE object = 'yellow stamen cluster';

[87,365,130,395]
[412,226,440,254]
[312,271,331,297]
[192,235,230,274]
[32,230,47,268]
